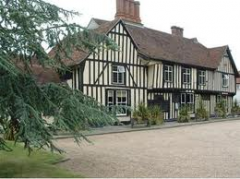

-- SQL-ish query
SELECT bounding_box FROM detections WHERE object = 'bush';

[148,105,164,125]
[231,100,240,116]
[178,105,190,123]
[196,99,209,121]
[215,100,226,118]
[132,103,164,126]
[132,102,149,124]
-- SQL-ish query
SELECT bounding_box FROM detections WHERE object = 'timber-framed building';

[51,0,239,122]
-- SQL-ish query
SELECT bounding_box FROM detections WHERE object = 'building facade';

[53,0,239,122]
[234,74,240,105]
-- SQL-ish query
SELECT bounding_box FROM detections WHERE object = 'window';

[107,90,128,116]
[107,90,114,110]
[112,65,126,85]
[182,67,191,84]
[198,70,206,85]
[181,93,194,112]
[222,74,229,88]
[164,65,174,82]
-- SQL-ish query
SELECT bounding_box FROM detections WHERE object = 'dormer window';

[112,65,126,85]
[222,74,229,88]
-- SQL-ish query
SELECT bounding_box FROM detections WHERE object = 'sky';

[46,0,240,70]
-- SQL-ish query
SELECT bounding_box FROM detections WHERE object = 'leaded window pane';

[112,65,125,85]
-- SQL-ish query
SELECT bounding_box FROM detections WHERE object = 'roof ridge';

[208,45,228,50]
[126,24,210,50]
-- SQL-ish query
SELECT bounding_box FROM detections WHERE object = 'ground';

[56,120,240,178]
[0,142,80,178]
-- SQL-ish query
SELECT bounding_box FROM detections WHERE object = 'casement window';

[222,74,229,88]
[164,65,174,82]
[181,93,194,112]
[182,67,191,84]
[112,65,126,85]
[198,70,206,85]
[107,90,128,116]
[107,90,115,109]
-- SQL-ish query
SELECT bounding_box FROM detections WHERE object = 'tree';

[0,0,117,153]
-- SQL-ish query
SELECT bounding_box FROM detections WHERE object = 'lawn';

[0,141,81,178]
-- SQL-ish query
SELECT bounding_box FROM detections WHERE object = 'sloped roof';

[125,24,227,69]
[236,72,240,84]
[31,64,61,84]
[49,19,119,67]
[49,18,237,72]
[92,18,109,26]
[16,62,61,84]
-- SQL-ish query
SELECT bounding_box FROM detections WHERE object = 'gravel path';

[56,120,240,178]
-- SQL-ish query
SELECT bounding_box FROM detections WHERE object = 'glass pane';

[112,65,118,72]
[170,72,173,81]
[108,97,113,102]
[186,94,190,103]
[181,94,186,103]
[122,91,127,96]
[118,74,123,84]
[113,73,118,83]
[122,97,127,102]
[118,66,125,73]
[108,91,114,97]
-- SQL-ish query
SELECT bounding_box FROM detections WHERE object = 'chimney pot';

[171,26,184,37]
[115,0,141,24]
[115,0,125,18]
[134,1,141,23]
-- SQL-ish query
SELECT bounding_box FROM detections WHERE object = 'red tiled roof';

[16,62,61,84]
[125,24,227,69]
[237,72,240,84]
[31,64,61,84]
[92,18,109,26]
[48,19,119,67]
[49,18,236,72]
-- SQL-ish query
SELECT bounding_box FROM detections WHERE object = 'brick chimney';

[115,0,142,24]
[171,26,184,37]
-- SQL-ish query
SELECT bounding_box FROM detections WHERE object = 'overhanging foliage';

[0,0,117,152]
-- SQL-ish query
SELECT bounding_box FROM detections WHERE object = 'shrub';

[148,105,164,125]
[196,99,209,121]
[132,102,149,124]
[215,100,226,118]
[178,105,190,123]
[231,100,240,116]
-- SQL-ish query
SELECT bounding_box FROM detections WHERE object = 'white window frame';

[182,67,191,84]
[107,90,114,109]
[107,90,128,116]
[164,65,173,82]
[116,90,128,116]
[198,70,206,85]
[112,65,125,85]
[181,93,194,112]
[222,74,229,88]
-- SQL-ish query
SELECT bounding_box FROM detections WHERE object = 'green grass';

[0,141,81,178]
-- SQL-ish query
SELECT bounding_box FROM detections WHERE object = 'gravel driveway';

[56,120,240,178]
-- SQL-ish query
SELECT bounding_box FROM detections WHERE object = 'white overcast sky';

[46,0,240,70]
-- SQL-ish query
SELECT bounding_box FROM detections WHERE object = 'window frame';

[222,74,229,88]
[112,65,126,85]
[116,90,128,116]
[182,67,191,84]
[164,65,174,83]
[107,89,129,116]
[181,93,195,112]
[198,70,206,86]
